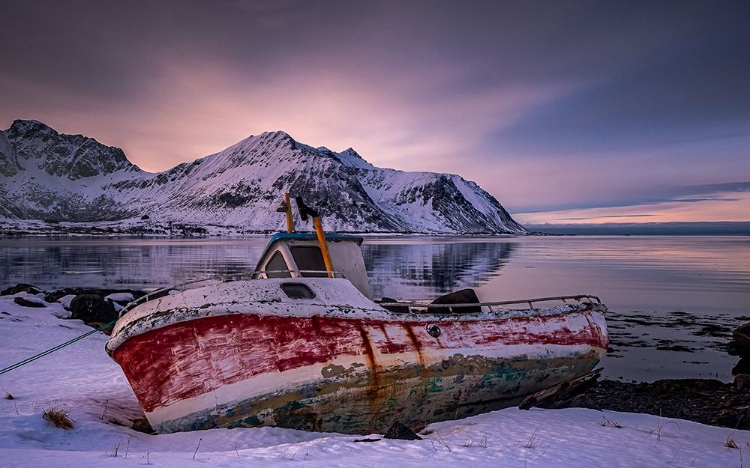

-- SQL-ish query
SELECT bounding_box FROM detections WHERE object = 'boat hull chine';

[151,351,601,434]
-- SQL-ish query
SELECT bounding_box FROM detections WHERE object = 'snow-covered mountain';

[0,120,527,234]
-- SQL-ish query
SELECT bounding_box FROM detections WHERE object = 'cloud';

[1,1,749,226]
[514,189,750,225]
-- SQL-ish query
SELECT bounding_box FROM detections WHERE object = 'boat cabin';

[252,232,374,299]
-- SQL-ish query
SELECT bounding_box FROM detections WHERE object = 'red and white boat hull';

[107,278,608,434]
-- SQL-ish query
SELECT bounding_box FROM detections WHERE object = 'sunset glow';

[1,1,748,227]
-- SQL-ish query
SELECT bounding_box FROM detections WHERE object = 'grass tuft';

[726,435,740,449]
[599,416,623,428]
[42,406,74,429]
[524,419,546,448]
[652,410,680,442]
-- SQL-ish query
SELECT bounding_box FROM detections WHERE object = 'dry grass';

[524,419,546,448]
[599,416,623,428]
[726,435,740,449]
[428,432,452,452]
[652,410,681,442]
[463,437,488,448]
[42,406,74,429]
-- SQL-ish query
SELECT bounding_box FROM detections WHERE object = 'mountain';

[0,119,527,234]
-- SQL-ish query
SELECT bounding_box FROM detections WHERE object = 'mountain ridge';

[0,120,527,234]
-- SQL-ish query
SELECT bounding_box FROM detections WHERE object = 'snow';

[105,292,135,303]
[1,292,746,467]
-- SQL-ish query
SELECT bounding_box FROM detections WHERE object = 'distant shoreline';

[523,221,750,236]
[2,218,749,238]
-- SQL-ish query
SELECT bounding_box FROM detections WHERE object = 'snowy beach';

[1,292,747,467]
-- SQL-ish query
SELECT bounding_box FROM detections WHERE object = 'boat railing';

[116,271,348,317]
[251,269,347,279]
[376,294,603,314]
[117,276,228,317]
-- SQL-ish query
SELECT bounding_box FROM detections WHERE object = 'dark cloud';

[1,0,748,221]
[492,3,750,148]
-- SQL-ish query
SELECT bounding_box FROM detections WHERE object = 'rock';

[732,358,750,376]
[104,292,136,306]
[46,288,146,309]
[731,323,750,357]
[717,407,750,429]
[1,284,41,296]
[587,379,750,430]
[130,417,155,434]
[383,421,422,440]
[13,297,46,308]
[727,341,746,356]
[431,288,481,313]
[734,374,750,392]
[69,294,117,324]
[44,288,87,304]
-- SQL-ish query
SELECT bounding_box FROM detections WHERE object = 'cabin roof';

[255,232,365,273]
[267,232,364,247]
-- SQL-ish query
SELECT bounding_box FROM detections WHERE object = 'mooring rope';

[0,276,226,376]
[0,320,116,376]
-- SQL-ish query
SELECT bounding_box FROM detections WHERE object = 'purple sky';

[1,0,748,224]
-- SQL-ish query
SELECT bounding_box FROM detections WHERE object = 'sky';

[1,0,749,226]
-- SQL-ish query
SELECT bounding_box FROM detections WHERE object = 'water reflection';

[0,237,519,298]
[362,238,518,299]
[0,238,268,290]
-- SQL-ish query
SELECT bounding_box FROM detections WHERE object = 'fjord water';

[1,235,748,383]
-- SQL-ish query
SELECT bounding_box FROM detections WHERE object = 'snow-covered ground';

[0,292,747,467]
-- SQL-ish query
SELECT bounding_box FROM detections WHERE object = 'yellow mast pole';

[293,195,334,278]
[284,193,295,233]
[312,216,334,279]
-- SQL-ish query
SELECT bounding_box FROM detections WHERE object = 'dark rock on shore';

[44,287,146,305]
[728,322,750,357]
[384,421,422,440]
[13,296,46,308]
[69,294,118,324]
[1,284,41,296]
[2,283,147,328]
[587,379,750,430]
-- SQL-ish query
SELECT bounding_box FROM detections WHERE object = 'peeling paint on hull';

[107,279,608,434]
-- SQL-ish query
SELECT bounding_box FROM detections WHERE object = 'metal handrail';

[251,269,346,279]
[118,270,601,318]
[117,276,226,317]
[376,294,602,314]
[116,270,347,317]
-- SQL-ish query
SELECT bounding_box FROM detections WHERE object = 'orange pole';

[284,193,295,233]
[312,216,334,278]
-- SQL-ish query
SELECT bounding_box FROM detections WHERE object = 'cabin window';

[281,282,316,299]
[265,251,291,278]
[290,246,328,277]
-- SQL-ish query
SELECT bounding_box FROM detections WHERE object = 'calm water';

[2,235,749,383]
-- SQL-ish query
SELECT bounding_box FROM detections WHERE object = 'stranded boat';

[105,196,609,434]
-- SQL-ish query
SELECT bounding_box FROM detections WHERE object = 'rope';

[0,276,224,376]
[0,275,241,376]
[0,320,116,376]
